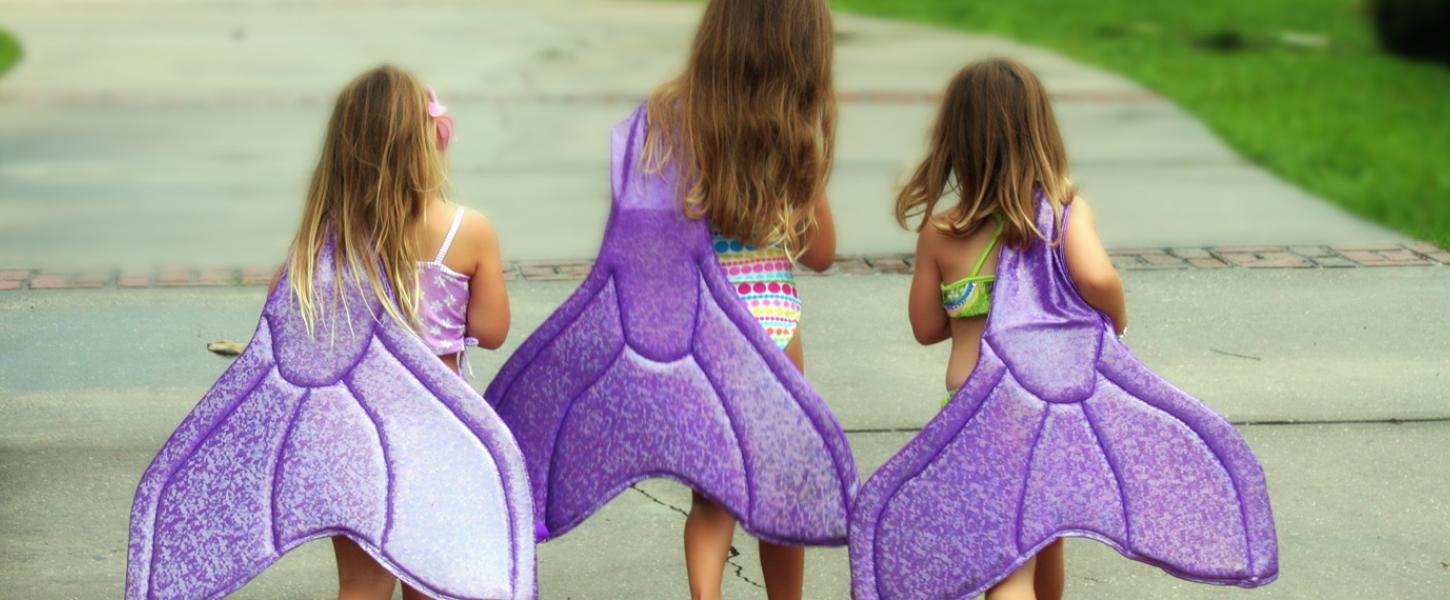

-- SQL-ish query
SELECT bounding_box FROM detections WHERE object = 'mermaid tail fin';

[126,244,535,600]
[484,106,857,546]
[848,196,1277,599]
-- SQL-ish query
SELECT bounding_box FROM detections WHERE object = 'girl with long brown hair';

[279,65,512,600]
[897,58,1126,600]
[643,0,838,598]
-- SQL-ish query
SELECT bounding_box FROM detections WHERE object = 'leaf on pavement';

[207,340,248,357]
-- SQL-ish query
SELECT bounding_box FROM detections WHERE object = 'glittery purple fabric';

[848,193,1279,599]
[484,106,858,546]
[125,243,536,600]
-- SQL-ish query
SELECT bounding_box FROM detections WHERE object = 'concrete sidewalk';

[2,274,1448,598]
[0,0,1403,270]
[8,418,1448,599]
[5,270,1450,428]
[2,0,1446,598]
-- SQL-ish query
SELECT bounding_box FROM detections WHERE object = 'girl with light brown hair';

[899,58,1127,600]
[276,65,512,600]
[642,0,838,598]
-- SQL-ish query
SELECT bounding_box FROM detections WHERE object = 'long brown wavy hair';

[895,59,1076,249]
[286,65,447,334]
[642,0,837,254]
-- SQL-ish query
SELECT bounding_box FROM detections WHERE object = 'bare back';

[907,198,1125,393]
[909,217,1004,390]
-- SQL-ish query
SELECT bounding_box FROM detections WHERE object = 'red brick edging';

[2,242,1445,291]
[1110,243,1450,270]
[0,89,1158,109]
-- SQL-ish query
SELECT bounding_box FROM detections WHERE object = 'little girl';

[644,1,838,597]
[849,59,1276,599]
[279,66,513,599]
[483,2,855,599]
[897,59,1115,600]
[127,65,533,600]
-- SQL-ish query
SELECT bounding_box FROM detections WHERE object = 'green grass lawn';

[835,0,1450,247]
[0,28,20,78]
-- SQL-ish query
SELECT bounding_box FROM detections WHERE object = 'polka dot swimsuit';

[712,232,801,350]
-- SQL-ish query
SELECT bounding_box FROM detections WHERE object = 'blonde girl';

[277,65,511,600]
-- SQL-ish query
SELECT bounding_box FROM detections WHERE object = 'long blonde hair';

[642,0,836,254]
[286,65,446,334]
[895,59,1076,249]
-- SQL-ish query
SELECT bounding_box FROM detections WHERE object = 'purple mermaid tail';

[125,243,536,600]
[484,106,858,546]
[848,193,1278,599]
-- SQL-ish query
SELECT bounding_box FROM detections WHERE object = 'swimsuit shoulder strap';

[435,205,466,264]
[967,214,1007,278]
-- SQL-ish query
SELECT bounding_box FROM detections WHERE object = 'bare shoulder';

[916,218,948,250]
[455,206,499,248]
[921,215,960,242]
[1067,195,1095,224]
[913,219,953,272]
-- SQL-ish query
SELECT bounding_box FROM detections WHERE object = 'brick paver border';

[0,89,1159,109]
[3,242,1445,291]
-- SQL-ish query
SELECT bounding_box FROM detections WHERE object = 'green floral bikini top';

[939,215,1006,319]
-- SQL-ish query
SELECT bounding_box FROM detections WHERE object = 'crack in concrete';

[629,484,765,590]
[1211,348,1263,361]
[845,416,1450,435]
[722,548,765,590]
[631,483,689,518]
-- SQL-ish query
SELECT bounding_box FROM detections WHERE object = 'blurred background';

[1,0,1445,272]
[1,0,1447,598]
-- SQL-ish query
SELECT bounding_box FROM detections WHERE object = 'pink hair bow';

[427,86,454,151]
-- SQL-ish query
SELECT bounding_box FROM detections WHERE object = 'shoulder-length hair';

[896,59,1076,248]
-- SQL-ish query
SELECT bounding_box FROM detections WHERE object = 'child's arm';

[1063,198,1128,335]
[907,228,952,345]
[797,195,836,273]
[464,212,512,350]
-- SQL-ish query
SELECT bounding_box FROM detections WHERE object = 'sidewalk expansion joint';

[844,415,1450,435]
[4,242,1445,291]
[0,89,1161,108]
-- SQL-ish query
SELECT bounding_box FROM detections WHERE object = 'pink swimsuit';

[416,207,477,373]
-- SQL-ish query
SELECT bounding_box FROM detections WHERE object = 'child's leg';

[753,332,808,599]
[332,537,397,600]
[985,556,1039,600]
[758,540,804,600]
[685,491,738,600]
[1033,539,1065,600]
